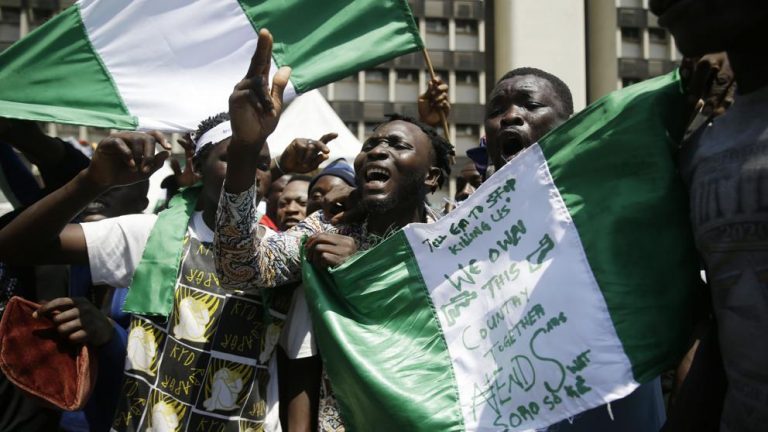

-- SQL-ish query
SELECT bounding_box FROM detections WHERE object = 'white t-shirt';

[82,212,212,288]
[278,285,318,359]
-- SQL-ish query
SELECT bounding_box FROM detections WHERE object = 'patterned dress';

[214,184,439,431]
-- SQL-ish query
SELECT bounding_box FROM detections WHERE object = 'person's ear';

[425,166,442,192]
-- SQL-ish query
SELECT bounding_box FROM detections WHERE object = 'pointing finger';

[319,133,338,144]
[245,29,274,80]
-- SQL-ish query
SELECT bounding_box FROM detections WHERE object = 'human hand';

[229,29,292,150]
[304,233,358,268]
[33,297,114,346]
[330,187,365,226]
[418,77,450,127]
[322,183,355,219]
[84,131,170,190]
[680,53,734,119]
[171,133,201,187]
[279,133,337,174]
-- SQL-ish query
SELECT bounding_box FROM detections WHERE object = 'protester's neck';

[366,203,424,237]
[728,41,768,95]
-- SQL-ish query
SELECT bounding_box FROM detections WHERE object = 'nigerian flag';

[0,0,421,131]
[303,71,699,431]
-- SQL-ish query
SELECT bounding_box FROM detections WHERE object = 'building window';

[395,69,419,102]
[620,27,642,58]
[32,8,53,24]
[365,69,387,83]
[365,69,389,102]
[455,19,479,51]
[455,19,478,35]
[396,69,418,83]
[455,124,480,154]
[425,0,445,17]
[618,0,643,7]
[334,74,358,101]
[0,7,21,23]
[425,69,449,84]
[454,1,477,19]
[455,71,479,103]
[425,18,449,50]
[621,27,641,42]
[648,28,667,43]
[648,28,668,59]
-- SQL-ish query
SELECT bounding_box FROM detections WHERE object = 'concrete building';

[488,0,679,110]
[585,0,680,102]
[320,0,489,165]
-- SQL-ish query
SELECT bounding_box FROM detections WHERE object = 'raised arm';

[214,29,292,289]
[0,118,90,192]
[0,132,169,265]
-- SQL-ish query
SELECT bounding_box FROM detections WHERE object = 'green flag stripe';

[0,5,136,129]
[303,230,464,431]
[538,72,698,381]
[238,0,423,93]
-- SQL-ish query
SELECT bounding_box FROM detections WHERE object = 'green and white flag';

[0,0,421,131]
[303,71,699,431]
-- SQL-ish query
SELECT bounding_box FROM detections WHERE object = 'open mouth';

[364,166,391,186]
[498,130,526,162]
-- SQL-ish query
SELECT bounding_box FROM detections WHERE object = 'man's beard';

[362,171,426,215]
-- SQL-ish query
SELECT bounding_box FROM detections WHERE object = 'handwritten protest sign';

[404,146,636,430]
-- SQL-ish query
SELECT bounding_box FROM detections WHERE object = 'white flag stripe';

[79,0,295,131]
[404,145,637,431]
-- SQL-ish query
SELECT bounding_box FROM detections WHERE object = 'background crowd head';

[80,180,150,222]
[307,159,355,216]
[277,175,311,231]
[194,112,271,204]
[485,67,574,170]
[380,113,453,189]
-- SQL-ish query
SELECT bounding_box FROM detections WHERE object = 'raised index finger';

[319,133,338,144]
[245,29,274,80]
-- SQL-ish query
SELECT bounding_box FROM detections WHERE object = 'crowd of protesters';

[0,2,765,431]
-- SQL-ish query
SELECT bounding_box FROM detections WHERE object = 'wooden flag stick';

[421,47,455,166]
[421,47,451,140]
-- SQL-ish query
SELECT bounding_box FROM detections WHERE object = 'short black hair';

[192,112,230,171]
[194,112,230,140]
[377,113,454,189]
[497,67,574,117]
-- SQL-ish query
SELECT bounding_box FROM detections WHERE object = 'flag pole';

[421,47,451,140]
[421,47,455,165]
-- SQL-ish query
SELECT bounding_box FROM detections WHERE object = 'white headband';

[195,120,232,155]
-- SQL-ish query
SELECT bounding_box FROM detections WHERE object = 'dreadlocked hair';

[192,112,230,171]
[378,113,454,189]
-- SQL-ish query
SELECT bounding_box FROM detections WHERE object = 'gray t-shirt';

[681,84,768,432]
